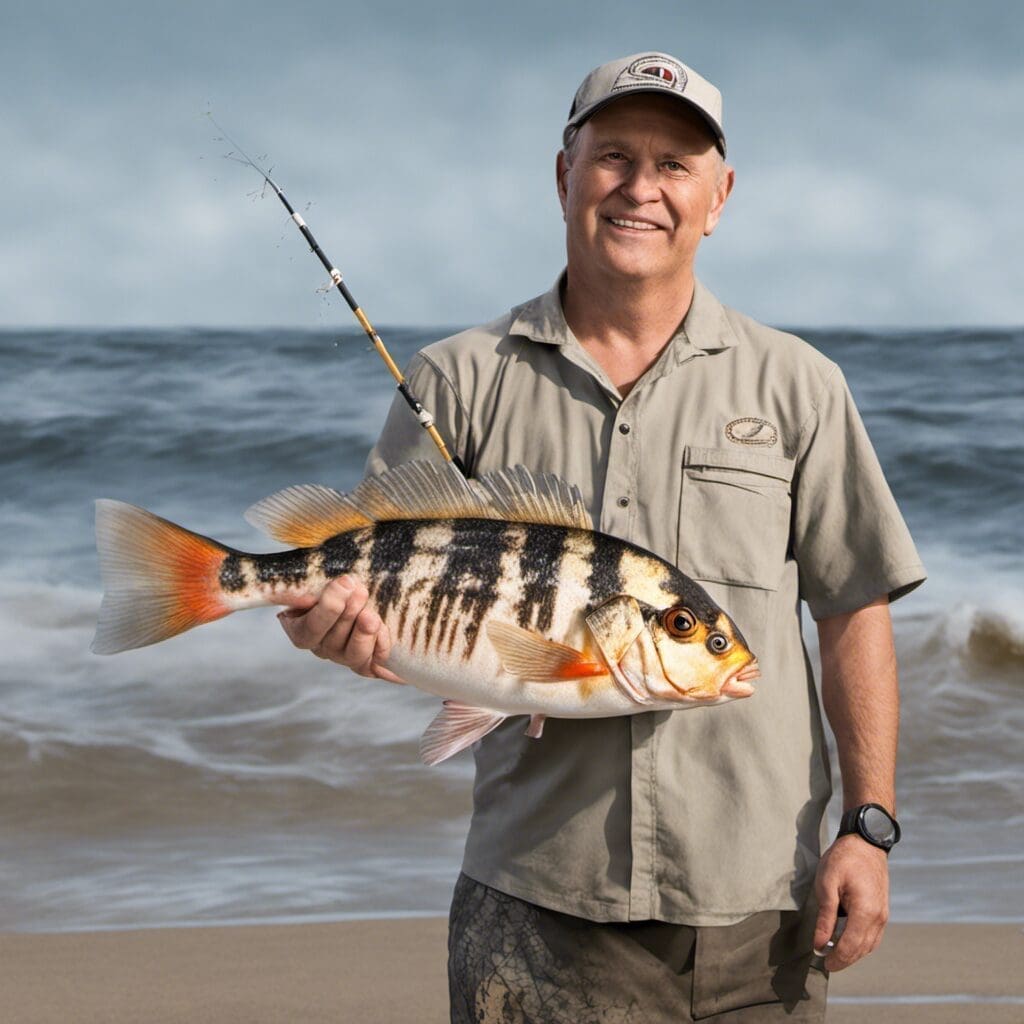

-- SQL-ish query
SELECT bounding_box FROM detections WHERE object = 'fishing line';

[205,112,466,476]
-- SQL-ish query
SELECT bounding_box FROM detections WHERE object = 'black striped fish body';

[93,462,759,764]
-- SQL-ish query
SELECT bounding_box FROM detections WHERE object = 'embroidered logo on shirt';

[725,417,778,447]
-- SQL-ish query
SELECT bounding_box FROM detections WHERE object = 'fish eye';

[662,607,698,638]
[706,632,731,655]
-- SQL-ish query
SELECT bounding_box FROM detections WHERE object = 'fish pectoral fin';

[525,714,546,739]
[419,701,506,766]
[486,621,605,681]
[244,485,371,545]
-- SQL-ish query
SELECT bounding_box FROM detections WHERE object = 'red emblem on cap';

[641,65,676,85]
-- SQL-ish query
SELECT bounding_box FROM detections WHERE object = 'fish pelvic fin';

[244,485,372,545]
[420,701,507,765]
[249,461,592,546]
[525,714,546,739]
[92,500,232,655]
[486,621,606,681]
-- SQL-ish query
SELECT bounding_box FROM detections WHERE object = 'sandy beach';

[2,919,1021,1023]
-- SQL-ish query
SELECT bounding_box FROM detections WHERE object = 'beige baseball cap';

[563,52,725,156]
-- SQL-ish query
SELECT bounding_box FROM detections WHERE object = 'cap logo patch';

[613,55,688,95]
[725,417,778,447]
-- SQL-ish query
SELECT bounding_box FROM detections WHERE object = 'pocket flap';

[684,446,796,484]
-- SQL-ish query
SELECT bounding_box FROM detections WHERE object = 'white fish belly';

[385,644,639,718]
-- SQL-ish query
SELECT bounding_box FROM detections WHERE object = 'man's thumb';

[812,894,839,955]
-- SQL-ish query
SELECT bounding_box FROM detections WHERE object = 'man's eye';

[603,151,627,161]
[663,160,685,173]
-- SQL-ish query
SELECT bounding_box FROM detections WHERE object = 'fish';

[93,460,760,764]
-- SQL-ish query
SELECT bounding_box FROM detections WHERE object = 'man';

[280,52,926,1021]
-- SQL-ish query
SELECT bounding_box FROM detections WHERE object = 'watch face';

[861,806,897,846]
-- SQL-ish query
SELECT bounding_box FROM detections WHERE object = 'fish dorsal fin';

[245,485,372,545]
[247,461,593,545]
[474,466,593,530]
[351,460,592,529]
[347,460,496,522]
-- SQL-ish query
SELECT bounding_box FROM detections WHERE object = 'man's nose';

[618,162,661,204]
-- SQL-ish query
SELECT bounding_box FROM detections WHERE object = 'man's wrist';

[837,803,901,854]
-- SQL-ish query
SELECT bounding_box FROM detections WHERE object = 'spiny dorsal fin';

[347,460,495,522]
[474,466,592,530]
[247,461,593,546]
[245,485,372,545]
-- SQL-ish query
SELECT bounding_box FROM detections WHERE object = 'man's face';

[557,94,734,286]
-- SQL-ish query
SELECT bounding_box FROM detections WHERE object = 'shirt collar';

[508,272,738,356]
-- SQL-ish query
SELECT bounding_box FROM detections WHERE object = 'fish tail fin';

[92,500,234,654]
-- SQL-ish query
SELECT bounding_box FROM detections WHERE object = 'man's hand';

[812,834,889,971]
[815,597,896,972]
[277,575,404,684]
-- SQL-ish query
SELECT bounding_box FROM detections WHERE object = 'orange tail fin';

[92,500,233,654]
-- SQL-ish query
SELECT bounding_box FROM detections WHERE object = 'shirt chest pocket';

[676,445,795,591]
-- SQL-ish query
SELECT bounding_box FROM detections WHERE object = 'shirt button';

[617,496,630,508]
[618,423,631,434]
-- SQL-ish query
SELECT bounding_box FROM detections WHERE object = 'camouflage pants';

[448,874,827,1023]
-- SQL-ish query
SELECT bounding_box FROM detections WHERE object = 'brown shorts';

[447,873,827,1023]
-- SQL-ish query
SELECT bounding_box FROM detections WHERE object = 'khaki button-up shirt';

[366,276,926,925]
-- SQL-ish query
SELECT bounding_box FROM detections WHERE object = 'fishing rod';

[207,113,467,476]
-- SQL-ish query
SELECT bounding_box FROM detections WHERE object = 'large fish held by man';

[93,461,760,764]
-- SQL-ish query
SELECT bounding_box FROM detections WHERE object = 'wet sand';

[2,919,1021,1023]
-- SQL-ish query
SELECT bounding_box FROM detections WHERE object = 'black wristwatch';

[837,803,901,853]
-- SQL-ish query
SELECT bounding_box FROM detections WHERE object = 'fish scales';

[514,522,568,633]
[367,519,421,623]
[357,520,608,671]
[321,532,362,579]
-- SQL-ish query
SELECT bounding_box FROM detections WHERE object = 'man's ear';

[556,150,570,218]
[703,164,736,237]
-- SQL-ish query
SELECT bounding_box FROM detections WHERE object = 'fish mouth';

[721,659,760,698]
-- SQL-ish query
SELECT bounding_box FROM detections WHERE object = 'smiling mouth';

[606,217,660,231]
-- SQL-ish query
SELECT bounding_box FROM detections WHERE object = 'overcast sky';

[3,0,1022,327]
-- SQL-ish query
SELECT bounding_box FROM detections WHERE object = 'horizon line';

[1,322,1022,333]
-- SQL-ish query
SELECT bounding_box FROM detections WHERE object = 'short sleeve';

[791,366,926,620]
[364,352,471,477]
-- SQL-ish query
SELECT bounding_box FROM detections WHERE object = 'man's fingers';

[318,605,379,673]
[371,626,406,684]
[275,575,400,682]
[279,576,364,650]
[276,594,319,614]
[824,903,887,971]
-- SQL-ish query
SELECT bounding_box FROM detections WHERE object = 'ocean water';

[1,323,1021,932]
